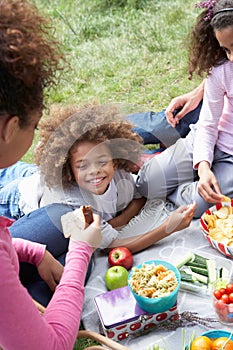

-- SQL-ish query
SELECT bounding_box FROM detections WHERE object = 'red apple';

[108,246,134,270]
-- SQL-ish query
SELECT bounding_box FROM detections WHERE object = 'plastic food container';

[94,286,179,342]
[128,260,180,313]
[169,247,233,297]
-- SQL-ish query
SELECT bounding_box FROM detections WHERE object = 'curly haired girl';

[0,1,103,350]
[136,0,233,218]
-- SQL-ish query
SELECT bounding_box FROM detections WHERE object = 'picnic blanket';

[82,199,233,349]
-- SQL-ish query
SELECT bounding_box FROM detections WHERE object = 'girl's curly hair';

[188,0,233,79]
[35,103,143,188]
[0,0,64,126]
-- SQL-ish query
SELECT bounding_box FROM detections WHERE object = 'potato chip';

[204,205,233,246]
[222,195,231,202]
[213,206,229,219]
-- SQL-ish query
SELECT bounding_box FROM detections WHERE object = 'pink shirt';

[193,60,233,169]
[0,216,93,350]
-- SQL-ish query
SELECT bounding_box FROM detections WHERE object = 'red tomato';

[214,289,223,299]
[214,299,226,310]
[212,337,233,350]
[226,283,233,294]
[229,293,233,303]
[221,294,230,304]
[220,287,226,294]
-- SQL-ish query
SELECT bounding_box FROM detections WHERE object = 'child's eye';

[77,164,87,170]
[99,159,110,166]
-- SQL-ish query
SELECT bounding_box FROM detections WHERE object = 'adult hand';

[37,250,64,292]
[198,161,222,203]
[61,210,102,250]
[165,202,197,234]
[165,81,205,127]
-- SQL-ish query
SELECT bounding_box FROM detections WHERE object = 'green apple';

[105,266,129,290]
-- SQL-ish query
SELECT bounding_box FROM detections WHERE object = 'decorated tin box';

[94,286,179,342]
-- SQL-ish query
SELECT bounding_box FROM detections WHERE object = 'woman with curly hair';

[136,0,233,218]
[0,1,102,349]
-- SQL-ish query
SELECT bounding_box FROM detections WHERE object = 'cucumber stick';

[219,266,230,280]
[188,266,208,277]
[191,271,208,284]
[206,259,216,284]
[190,253,208,268]
[180,270,197,283]
[175,253,195,269]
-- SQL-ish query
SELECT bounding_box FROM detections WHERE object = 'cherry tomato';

[214,299,226,310]
[191,336,212,350]
[212,337,233,350]
[221,294,230,304]
[229,293,233,303]
[226,283,233,294]
[214,289,223,299]
[220,287,226,294]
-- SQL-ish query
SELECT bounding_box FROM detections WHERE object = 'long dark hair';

[188,0,233,78]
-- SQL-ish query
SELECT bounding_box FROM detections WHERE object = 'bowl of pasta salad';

[200,200,233,258]
[128,260,181,313]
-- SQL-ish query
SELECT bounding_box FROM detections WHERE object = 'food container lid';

[94,286,150,328]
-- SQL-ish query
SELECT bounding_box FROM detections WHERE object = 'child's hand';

[61,210,102,250]
[165,202,197,234]
[37,250,64,292]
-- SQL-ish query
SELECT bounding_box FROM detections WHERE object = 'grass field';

[27,1,202,348]
[24,0,202,164]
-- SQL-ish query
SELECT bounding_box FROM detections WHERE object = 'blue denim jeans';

[10,203,93,306]
[126,101,202,147]
[0,161,38,219]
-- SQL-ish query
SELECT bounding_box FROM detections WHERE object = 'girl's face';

[70,141,116,195]
[215,25,233,62]
[0,111,41,168]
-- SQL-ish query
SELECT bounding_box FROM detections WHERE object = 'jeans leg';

[0,161,38,188]
[9,203,72,256]
[11,203,93,306]
[126,101,202,147]
[0,178,23,219]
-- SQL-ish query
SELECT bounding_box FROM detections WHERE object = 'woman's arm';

[0,214,101,350]
[165,80,205,127]
[107,202,196,253]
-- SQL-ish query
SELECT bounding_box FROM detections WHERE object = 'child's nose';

[89,163,101,174]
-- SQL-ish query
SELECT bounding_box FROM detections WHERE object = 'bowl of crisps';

[128,260,181,313]
[200,198,233,258]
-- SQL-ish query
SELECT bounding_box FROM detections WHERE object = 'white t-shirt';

[18,169,141,249]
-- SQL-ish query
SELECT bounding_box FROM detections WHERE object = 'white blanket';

[82,199,233,349]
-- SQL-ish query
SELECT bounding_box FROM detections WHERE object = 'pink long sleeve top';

[193,60,233,169]
[0,215,93,350]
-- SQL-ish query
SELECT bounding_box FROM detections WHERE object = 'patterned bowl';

[200,201,233,258]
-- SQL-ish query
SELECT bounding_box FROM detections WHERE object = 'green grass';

[25,1,202,347]
[23,0,202,164]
